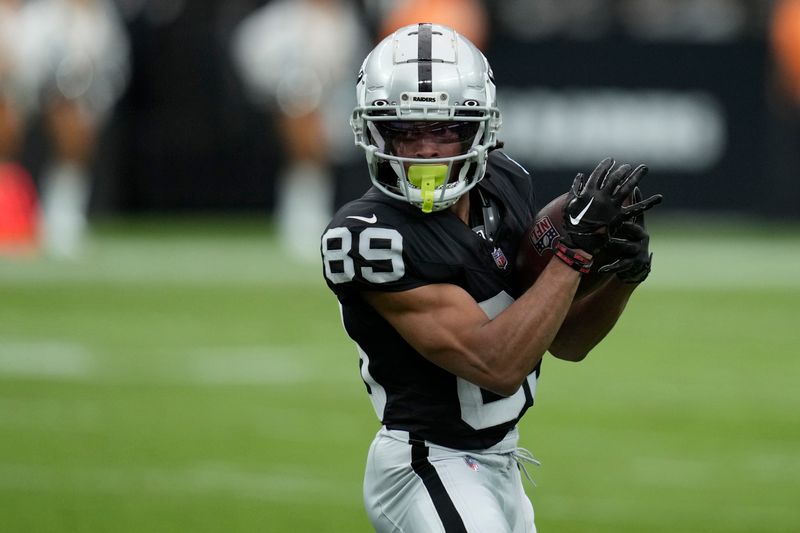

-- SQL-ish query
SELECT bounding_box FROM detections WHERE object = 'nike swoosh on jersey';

[346,214,378,224]
[568,198,594,226]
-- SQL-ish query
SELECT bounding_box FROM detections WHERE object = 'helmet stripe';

[417,23,432,92]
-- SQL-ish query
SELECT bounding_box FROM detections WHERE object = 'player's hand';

[597,220,652,283]
[597,187,654,283]
[562,158,662,254]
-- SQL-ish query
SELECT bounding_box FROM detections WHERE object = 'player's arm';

[364,258,581,397]
[550,217,654,361]
[545,160,660,361]
[548,278,635,361]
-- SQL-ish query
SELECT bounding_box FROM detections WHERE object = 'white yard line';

[543,491,800,531]
[1,233,798,288]
[646,238,800,289]
[186,347,335,385]
[0,397,100,430]
[0,341,94,380]
[0,239,321,287]
[0,341,352,386]
[0,462,360,504]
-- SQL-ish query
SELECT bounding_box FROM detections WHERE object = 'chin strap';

[476,187,500,243]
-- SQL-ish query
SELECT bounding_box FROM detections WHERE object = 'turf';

[0,217,798,532]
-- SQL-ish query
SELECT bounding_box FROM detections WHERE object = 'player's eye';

[377,121,478,143]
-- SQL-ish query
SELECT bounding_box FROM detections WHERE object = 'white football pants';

[363,426,537,533]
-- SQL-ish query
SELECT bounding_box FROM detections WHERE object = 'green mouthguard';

[407,165,447,213]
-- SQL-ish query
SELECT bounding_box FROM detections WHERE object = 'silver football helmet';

[351,23,502,213]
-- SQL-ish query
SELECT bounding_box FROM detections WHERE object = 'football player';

[17,0,129,257]
[231,0,367,262]
[321,23,662,532]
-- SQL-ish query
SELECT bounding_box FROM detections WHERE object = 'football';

[515,192,620,299]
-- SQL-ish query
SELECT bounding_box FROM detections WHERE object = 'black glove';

[598,220,652,284]
[561,158,662,255]
[597,187,654,284]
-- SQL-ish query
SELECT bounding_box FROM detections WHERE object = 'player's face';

[391,122,463,159]
[380,121,479,159]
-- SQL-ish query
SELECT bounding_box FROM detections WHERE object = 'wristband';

[554,241,593,274]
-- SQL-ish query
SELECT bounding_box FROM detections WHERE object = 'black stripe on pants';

[409,437,468,533]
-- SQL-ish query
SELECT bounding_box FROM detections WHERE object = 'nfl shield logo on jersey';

[530,216,560,255]
[491,247,508,270]
[464,455,480,471]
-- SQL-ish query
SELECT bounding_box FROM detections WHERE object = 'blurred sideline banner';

[487,37,772,215]
[87,17,792,217]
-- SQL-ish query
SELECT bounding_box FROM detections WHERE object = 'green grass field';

[1,216,798,532]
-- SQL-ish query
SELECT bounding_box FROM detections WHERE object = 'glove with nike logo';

[561,158,662,255]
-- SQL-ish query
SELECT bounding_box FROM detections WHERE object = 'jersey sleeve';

[504,152,537,216]
[486,150,538,226]
[321,218,428,301]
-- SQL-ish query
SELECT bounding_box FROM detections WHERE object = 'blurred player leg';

[276,110,332,262]
[0,97,23,162]
[0,0,38,255]
[276,160,333,262]
[0,0,26,163]
[230,0,367,261]
[40,97,95,258]
[19,0,130,258]
[40,161,90,258]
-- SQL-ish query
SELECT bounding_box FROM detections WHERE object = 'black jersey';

[321,151,540,450]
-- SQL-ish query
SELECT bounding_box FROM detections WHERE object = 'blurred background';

[1,1,799,532]
[1,0,798,258]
